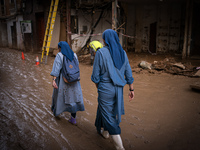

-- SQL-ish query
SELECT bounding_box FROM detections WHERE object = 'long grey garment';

[50,52,85,116]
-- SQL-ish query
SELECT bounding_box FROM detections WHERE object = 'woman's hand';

[52,80,58,89]
[128,91,134,102]
[128,83,134,101]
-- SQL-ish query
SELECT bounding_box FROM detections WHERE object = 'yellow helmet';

[89,41,103,51]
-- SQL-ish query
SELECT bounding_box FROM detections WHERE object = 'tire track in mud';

[1,87,74,150]
[0,48,117,150]
[0,89,48,149]
[0,49,74,149]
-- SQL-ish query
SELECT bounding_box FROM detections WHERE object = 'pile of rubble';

[133,57,200,77]
[78,54,91,64]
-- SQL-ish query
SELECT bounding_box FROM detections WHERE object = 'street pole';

[112,0,117,30]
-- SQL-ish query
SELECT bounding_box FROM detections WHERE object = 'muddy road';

[0,48,200,150]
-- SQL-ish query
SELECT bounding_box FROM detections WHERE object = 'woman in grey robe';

[50,41,85,125]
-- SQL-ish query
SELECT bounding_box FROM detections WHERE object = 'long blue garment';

[50,52,85,116]
[91,46,134,135]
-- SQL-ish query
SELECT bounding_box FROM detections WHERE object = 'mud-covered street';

[0,48,200,150]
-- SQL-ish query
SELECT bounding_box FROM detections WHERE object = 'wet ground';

[0,48,200,150]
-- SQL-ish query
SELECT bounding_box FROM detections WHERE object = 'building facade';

[0,0,23,49]
[0,0,199,58]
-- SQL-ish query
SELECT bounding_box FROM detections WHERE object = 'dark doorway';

[36,12,45,49]
[191,2,200,55]
[149,22,157,53]
[11,22,17,49]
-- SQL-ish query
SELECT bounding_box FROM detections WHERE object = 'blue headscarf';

[102,29,125,70]
[58,41,74,61]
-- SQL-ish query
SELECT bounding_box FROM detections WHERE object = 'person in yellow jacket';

[88,40,103,66]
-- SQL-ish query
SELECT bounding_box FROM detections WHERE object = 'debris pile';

[78,54,91,64]
[134,57,200,77]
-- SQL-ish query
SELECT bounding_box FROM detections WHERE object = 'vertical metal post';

[182,0,190,59]
[112,0,117,30]
[187,0,193,57]
[45,55,48,64]
[66,0,71,46]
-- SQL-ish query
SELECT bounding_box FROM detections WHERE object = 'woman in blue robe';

[91,29,134,150]
[50,41,85,125]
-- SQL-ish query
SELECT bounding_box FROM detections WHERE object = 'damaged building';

[0,0,199,59]
[0,0,23,49]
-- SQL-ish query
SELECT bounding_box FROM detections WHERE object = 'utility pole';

[66,0,71,46]
[112,0,117,30]
[182,0,192,59]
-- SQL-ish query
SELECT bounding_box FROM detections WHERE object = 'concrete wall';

[125,3,184,54]
[0,21,8,47]
[71,8,112,52]
[142,5,157,52]
[125,4,136,51]
[50,13,60,49]
[16,15,24,50]
[7,19,13,48]
[23,0,49,52]
[157,4,170,53]
[60,21,67,42]
[167,4,182,53]
[135,5,143,53]
[6,15,24,50]
[157,4,183,53]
